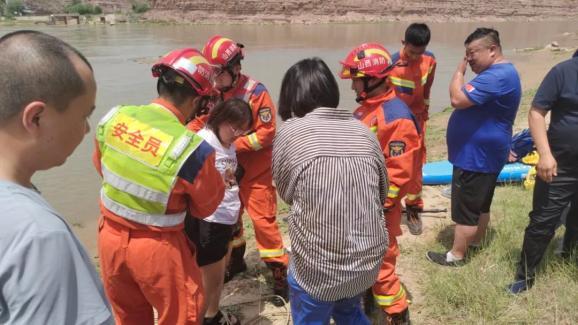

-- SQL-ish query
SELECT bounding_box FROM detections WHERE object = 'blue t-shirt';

[0,181,113,325]
[447,63,521,173]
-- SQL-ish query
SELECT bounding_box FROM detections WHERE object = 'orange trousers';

[235,183,288,265]
[405,119,427,210]
[372,204,408,314]
[98,217,204,325]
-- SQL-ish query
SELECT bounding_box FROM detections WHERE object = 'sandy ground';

[214,42,578,324]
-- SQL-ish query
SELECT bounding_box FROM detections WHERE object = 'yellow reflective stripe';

[259,248,285,258]
[374,286,406,306]
[390,77,415,89]
[365,48,391,62]
[247,133,262,150]
[388,185,400,199]
[421,73,429,85]
[101,190,185,227]
[422,65,434,85]
[406,192,422,200]
[353,48,391,63]
[102,163,169,204]
[369,125,378,133]
[424,99,430,106]
[211,37,233,60]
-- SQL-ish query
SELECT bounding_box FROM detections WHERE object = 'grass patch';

[513,88,536,132]
[407,87,578,323]
[425,106,452,162]
[418,185,578,323]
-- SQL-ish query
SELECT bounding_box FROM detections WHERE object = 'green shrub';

[132,2,150,14]
[4,0,24,17]
[65,2,102,15]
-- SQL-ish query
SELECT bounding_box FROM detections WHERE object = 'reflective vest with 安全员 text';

[96,104,206,227]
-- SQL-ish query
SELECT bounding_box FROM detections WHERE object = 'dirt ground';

[218,42,578,324]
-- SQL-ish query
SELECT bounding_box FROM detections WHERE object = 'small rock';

[550,41,560,48]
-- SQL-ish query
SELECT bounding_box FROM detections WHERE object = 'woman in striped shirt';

[273,57,389,324]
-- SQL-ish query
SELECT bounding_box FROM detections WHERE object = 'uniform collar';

[152,98,187,125]
[221,73,248,99]
[361,88,397,106]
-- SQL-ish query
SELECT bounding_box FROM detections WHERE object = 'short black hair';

[0,30,92,122]
[207,98,253,131]
[404,23,431,47]
[465,28,501,48]
[156,69,200,107]
[278,57,339,121]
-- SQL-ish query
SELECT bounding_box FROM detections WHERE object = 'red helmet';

[339,43,394,79]
[152,48,216,96]
[202,35,244,68]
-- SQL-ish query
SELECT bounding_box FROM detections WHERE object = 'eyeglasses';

[228,123,249,137]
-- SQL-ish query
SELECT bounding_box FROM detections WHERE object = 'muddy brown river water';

[1,20,576,253]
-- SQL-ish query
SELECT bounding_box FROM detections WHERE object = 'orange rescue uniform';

[189,74,288,265]
[390,49,436,209]
[94,98,225,325]
[354,90,421,314]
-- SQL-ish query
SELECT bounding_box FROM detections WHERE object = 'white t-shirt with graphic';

[197,128,241,225]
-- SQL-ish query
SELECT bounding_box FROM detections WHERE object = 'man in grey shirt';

[0,31,113,324]
[274,58,388,324]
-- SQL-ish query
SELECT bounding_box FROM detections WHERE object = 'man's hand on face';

[458,56,468,75]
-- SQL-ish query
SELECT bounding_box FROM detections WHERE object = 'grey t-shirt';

[0,181,113,325]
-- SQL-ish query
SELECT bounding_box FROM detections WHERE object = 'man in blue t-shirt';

[508,50,578,294]
[427,28,521,266]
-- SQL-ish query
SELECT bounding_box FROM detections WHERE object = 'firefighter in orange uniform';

[200,35,289,303]
[94,48,225,324]
[340,43,420,324]
[390,23,437,235]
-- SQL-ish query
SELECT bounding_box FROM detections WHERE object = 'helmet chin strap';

[219,68,239,93]
[355,77,385,103]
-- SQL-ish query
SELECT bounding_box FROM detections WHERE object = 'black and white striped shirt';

[273,107,389,301]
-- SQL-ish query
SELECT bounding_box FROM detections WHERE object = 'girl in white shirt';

[185,98,252,325]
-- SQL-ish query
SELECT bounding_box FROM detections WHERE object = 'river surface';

[0,20,575,253]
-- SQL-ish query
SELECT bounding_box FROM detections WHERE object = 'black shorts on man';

[451,167,498,226]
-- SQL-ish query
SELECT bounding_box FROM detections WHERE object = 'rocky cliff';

[145,0,578,23]
[22,0,578,22]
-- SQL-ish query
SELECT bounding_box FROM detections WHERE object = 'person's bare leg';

[201,257,227,318]
[451,224,478,259]
[223,245,233,273]
[472,212,490,246]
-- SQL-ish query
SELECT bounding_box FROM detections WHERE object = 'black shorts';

[451,167,499,226]
[184,217,234,267]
